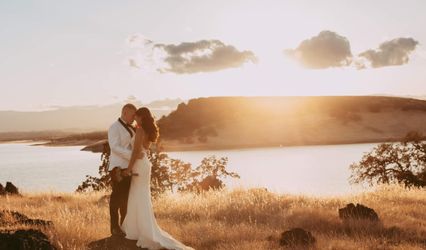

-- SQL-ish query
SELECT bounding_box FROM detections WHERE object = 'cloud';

[127,34,153,48]
[284,32,419,70]
[284,31,352,69]
[154,40,257,74]
[358,37,419,68]
[128,59,140,69]
[127,36,257,74]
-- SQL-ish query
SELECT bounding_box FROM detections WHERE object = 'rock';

[0,229,56,250]
[23,218,53,227]
[339,203,379,222]
[5,182,20,195]
[279,228,316,246]
[0,183,5,195]
[88,236,144,250]
[0,210,53,227]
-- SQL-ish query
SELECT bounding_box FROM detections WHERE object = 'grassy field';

[0,186,425,249]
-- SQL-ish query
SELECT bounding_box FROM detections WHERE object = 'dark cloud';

[285,31,352,69]
[358,37,419,68]
[153,40,257,74]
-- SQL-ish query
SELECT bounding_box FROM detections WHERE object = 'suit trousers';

[109,172,131,233]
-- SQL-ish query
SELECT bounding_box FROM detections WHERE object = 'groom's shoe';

[111,227,126,238]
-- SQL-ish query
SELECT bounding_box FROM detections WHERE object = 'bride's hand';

[121,168,131,176]
[127,169,139,176]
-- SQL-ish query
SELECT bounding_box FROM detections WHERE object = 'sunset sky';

[1,0,425,110]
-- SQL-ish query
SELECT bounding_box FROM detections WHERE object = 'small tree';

[179,156,240,192]
[76,143,111,192]
[350,132,426,188]
[148,149,174,197]
[76,143,240,195]
[169,159,197,192]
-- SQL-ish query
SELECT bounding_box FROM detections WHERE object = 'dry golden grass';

[0,186,425,250]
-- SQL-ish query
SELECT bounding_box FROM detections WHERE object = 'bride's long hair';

[135,107,159,143]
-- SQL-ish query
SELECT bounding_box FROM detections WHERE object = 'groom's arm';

[108,125,132,161]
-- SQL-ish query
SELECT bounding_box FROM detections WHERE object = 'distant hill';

[4,96,426,151]
[157,96,426,150]
[0,98,182,133]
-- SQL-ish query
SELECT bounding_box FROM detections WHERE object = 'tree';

[350,132,426,188]
[148,149,175,197]
[180,156,240,192]
[76,143,240,195]
[76,143,111,192]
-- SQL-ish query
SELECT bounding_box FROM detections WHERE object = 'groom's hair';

[121,103,137,113]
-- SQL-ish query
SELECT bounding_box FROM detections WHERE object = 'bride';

[121,107,194,250]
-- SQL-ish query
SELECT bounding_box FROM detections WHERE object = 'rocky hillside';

[158,96,426,150]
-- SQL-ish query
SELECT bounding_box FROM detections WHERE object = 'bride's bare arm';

[127,128,145,172]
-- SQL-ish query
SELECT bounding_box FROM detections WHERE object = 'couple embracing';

[108,103,194,250]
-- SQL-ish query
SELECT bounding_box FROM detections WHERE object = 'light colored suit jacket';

[107,118,134,171]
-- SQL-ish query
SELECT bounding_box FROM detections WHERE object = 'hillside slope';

[158,96,426,150]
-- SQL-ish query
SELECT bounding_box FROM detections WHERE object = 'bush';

[76,143,111,192]
[76,143,239,195]
[178,156,240,192]
[350,131,426,188]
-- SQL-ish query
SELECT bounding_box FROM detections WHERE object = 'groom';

[108,103,140,237]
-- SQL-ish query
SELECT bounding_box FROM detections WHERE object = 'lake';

[0,142,377,195]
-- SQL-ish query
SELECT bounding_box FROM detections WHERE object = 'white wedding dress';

[121,139,194,250]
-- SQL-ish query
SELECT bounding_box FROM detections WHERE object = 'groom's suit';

[108,118,135,234]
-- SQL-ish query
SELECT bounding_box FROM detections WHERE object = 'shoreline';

[0,137,402,152]
[0,140,40,144]
[160,138,399,152]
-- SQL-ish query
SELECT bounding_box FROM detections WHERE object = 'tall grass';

[1,186,425,249]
